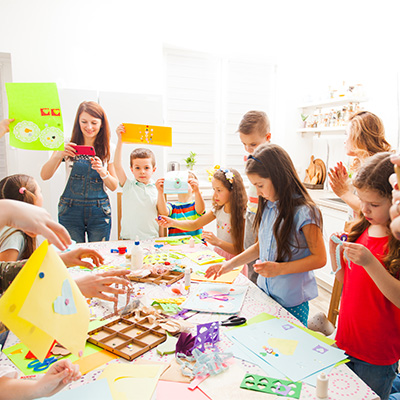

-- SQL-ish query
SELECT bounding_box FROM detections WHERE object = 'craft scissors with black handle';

[220,315,247,326]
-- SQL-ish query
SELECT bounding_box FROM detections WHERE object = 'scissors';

[27,356,59,372]
[220,315,247,326]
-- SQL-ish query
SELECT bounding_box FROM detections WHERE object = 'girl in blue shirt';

[206,144,326,326]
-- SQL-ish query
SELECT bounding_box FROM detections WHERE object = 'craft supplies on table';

[128,270,184,285]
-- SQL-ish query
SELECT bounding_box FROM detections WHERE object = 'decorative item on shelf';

[183,151,197,171]
[303,156,326,190]
[300,113,309,128]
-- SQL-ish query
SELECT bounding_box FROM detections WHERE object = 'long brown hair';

[212,168,246,254]
[347,152,400,278]
[246,144,322,262]
[0,174,38,259]
[71,101,111,163]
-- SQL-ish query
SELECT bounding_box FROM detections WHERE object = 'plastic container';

[184,266,191,293]
[316,372,329,399]
[189,237,195,248]
[131,236,144,270]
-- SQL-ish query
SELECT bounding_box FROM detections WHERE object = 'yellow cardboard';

[122,123,172,147]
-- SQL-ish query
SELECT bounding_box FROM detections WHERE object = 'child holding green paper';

[0,119,14,138]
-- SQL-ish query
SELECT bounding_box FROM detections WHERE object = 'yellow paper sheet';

[191,265,243,284]
[99,363,164,400]
[0,241,89,361]
[122,123,172,146]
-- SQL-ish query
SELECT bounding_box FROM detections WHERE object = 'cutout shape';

[268,337,298,356]
[157,332,178,355]
[164,171,189,194]
[53,279,77,315]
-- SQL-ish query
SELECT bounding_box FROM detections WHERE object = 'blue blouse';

[257,200,320,307]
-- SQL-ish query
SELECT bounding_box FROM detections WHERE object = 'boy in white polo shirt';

[114,124,159,239]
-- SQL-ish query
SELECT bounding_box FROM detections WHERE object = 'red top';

[335,229,400,365]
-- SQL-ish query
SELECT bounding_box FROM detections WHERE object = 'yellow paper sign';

[0,241,89,361]
[122,123,172,146]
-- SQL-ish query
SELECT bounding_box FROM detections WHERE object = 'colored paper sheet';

[72,349,118,375]
[0,241,90,361]
[6,82,64,151]
[186,250,225,265]
[99,363,164,400]
[231,318,347,382]
[182,283,248,314]
[164,170,189,194]
[156,381,210,399]
[191,265,244,284]
[3,341,102,376]
[39,378,113,400]
[122,123,172,146]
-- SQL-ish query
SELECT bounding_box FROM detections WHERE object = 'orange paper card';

[122,123,172,146]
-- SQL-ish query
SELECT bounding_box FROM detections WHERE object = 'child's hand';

[253,260,281,278]
[156,178,165,193]
[201,231,219,246]
[60,248,104,269]
[205,262,231,279]
[34,359,81,398]
[342,242,375,269]
[328,162,350,197]
[0,118,14,138]
[156,215,174,228]
[188,178,199,193]
[90,156,107,177]
[116,123,126,140]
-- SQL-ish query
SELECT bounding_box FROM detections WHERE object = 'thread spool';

[316,372,329,399]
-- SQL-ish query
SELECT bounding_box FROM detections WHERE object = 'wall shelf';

[299,96,368,110]
[296,127,346,135]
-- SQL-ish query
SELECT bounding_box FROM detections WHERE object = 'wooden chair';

[327,277,343,327]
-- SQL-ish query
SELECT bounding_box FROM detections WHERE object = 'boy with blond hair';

[238,110,271,283]
[115,124,159,239]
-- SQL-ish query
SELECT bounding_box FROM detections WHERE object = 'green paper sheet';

[6,82,64,151]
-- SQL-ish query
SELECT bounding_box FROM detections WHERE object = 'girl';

[157,167,247,260]
[330,152,400,400]
[40,101,118,243]
[206,144,326,326]
[328,111,391,214]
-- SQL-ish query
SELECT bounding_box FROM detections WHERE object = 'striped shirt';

[167,201,203,239]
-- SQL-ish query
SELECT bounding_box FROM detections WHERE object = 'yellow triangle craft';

[268,337,298,356]
[0,241,89,361]
[122,123,172,147]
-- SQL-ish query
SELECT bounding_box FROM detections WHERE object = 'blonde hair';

[238,111,270,136]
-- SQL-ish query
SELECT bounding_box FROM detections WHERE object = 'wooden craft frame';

[87,310,167,361]
[128,270,184,285]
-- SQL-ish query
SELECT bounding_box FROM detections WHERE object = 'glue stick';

[189,236,195,248]
[316,372,329,399]
[184,266,191,293]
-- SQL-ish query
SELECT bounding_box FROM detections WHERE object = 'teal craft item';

[53,279,77,315]
[240,374,302,398]
[164,171,189,194]
[330,235,351,274]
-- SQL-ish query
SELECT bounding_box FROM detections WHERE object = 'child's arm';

[157,210,215,231]
[0,249,19,262]
[90,156,118,191]
[202,230,237,255]
[254,224,327,278]
[156,178,169,215]
[205,241,260,279]
[188,178,206,215]
[40,143,77,181]
[329,232,346,283]
[0,360,80,400]
[0,119,14,139]
[342,242,400,308]
[114,124,128,187]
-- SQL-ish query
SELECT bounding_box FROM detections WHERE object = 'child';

[0,119,14,139]
[206,144,326,326]
[156,171,205,239]
[157,167,247,260]
[330,152,400,400]
[115,124,159,239]
[238,111,271,284]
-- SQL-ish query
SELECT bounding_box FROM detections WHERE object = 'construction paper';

[3,341,103,375]
[122,123,172,146]
[72,349,118,375]
[164,171,189,194]
[182,283,247,314]
[191,265,243,284]
[0,241,89,361]
[156,381,210,399]
[156,332,178,355]
[231,318,347,382]
[6,82,64,151]
[53,280,77,315]
[186,250,225,265]
[99,363,163,400]
[40,378,113,400]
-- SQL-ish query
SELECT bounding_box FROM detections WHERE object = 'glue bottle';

[131,236,144,271]
[188,236,195,248]
[316,372,329,399]
[184,266,191,293]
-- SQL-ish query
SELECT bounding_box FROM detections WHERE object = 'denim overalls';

[58,157,111,243]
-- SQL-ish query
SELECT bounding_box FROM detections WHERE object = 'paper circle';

[39,127,64,149]
[13,121,40,143]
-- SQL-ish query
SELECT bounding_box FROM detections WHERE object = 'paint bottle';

[189,237,195,248]
[316,372,329,399]
[131,236,144,271]
[184,266,191,293]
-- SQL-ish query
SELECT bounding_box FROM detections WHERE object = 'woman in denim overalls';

[41,102,118,243]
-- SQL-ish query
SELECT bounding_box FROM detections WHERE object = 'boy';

[156,171,205,239]
[115,125,159,239]
[238,111,271,283]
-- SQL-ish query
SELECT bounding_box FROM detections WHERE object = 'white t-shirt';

[212,206,233,244]
[0,227,25,259]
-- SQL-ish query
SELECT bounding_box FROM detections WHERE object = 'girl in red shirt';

[330,152,400,400]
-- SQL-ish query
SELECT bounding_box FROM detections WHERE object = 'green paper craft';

[6,82,64,151]
[240,374,302,398]
[156,332,178,355]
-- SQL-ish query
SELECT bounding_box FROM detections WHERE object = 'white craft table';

[0,239,379,400]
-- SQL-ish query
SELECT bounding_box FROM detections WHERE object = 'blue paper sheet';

[43,378,112,399]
